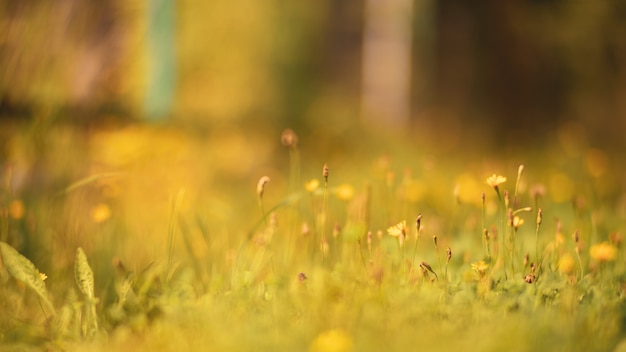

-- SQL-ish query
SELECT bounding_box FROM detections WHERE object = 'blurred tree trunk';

[144,0,176,120]
[361,0,413,128]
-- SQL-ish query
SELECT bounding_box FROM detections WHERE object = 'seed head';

[281,128,298,149]
[323,163,329,182]
[446,247,452,263]
[416,214,422,232]
[257,176,270,198]
[536,208,543,226]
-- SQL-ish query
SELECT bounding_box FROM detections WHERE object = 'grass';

[1,121,625,351]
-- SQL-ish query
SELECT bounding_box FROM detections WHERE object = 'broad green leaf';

[0,242,55,315]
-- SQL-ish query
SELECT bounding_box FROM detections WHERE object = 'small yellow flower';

[513,216,524,228]
[305,179,320,192]
[39,272,48,281]
[310,329,353,352]
[558,253,575,275]
[387,221,407,238]
[486,174,507,188]
[91,203,111,223]
[9,200,25,219]
[590,242,617,262]
[471,260,489,275]
[335,184,354,200]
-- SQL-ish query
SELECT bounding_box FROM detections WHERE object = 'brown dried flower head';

[281,128,298,149]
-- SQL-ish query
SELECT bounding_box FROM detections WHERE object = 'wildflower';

[590,242,617,262]
[335,184,354,200]
[513,216,524,229]
[8,200,25,219]
[310,329,353,352]
[558,253,575,275]
[91,203,111,223]
[39,272,48,281]
[305,179,320,192]
[486,174,507,189]
[387,221,407,239]
[471,260,489,276]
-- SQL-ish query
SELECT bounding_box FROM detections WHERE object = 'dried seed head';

[298,272,307,282]
[257,176,270,197]
[524,273,536,284]
[446,247,452,263]
[433,235,438,249]
[504,190,510,209]
[420,261,438,280]
[536,208,543,226]
[323,163,329,182]
[573,230,579,243]
[416,214,422,232]
[333,223,341,239]
[481,192,486,204]
[483,228,490,242]
[281,128,298,149]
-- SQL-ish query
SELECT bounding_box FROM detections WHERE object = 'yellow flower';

[9,200,25,219]
[91,203,111,223]
[558,253,575,275]
[513,216,524,228]
[335,184,354,200]
[471,260,489,275]
[39,272,48,281]
[310,329,353,352]
[305,179,320,192]
[590,242,617,262]
[387,221,407,238]
[486,174,507,188]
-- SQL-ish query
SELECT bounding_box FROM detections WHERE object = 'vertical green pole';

[144,0,176,121]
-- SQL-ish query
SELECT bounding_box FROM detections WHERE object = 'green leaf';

[0,242,55,315]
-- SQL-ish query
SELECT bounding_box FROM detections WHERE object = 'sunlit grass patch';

[1,123,625,351]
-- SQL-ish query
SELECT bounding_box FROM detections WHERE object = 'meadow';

[1,121,625,352]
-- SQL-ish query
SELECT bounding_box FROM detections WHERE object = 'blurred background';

[1,1,625,269]
[1,0,625,140]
